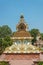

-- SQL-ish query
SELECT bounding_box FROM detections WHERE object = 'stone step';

[9,60,33,65]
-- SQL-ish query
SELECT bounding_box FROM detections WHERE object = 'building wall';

[0,53,43,65]
[2,53,40,60]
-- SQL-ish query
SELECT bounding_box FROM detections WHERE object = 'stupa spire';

[16,15,28,31]
[20,15,24,18]
[20,14,25,22]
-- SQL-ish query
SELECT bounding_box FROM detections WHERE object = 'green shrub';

[38,61,43,65]
[0,61,10,65]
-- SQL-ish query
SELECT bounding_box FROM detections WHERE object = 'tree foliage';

[38,61,43,65]
[0,25,12,54]
[0,25,12,38]
[2,36,12,50]
[40,33,43,40]
[30,29,40,44]
[0,61,10,65]
[0,36,13,54]
[0,38,3,54]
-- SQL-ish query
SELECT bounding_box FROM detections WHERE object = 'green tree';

[0,25,12,53]
[0,25,12,38]
[2,36,12,50]
[0,38,3,54]
[0,27,2,38]
[40,33,43,40]
[4,36,12,46]
[30,29,40,44]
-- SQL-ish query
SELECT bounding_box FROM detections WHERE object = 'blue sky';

[0,0,43,32]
